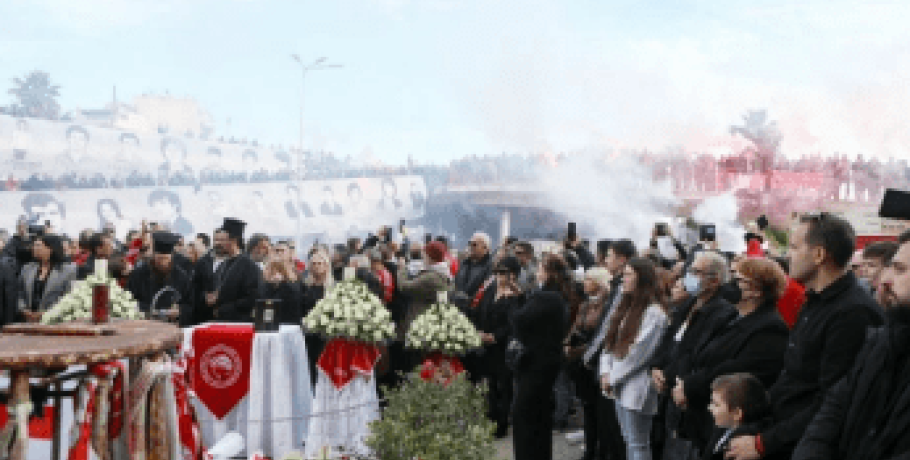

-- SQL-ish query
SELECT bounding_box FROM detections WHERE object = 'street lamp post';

[290,54,342,257]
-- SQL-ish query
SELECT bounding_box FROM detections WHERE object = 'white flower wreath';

[41,272,142,325]
[302,279,396,343]
[405,302,483,355]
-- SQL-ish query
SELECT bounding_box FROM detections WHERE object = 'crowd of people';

[5,149,909,219]
[0,202,909,460]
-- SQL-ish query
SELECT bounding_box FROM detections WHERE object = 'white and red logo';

[200,344,242,389]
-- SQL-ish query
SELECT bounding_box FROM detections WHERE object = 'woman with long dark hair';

[599,257,669,460]
[17,234,77,322]
[510,253,569,460]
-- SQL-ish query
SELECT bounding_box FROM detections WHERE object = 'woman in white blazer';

[599,257,669,460]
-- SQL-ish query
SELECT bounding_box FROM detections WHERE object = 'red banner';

[317,338,382,390]
[191,324,254,419]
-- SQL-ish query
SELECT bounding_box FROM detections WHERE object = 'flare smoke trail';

[534,152,678,250]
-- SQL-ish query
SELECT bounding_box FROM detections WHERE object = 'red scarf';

[317,338,382,390]
[470,277,495,310]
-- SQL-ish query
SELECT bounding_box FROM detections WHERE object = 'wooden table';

[0,320,182,460]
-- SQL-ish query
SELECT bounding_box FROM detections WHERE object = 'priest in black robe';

[126,232,194,326]
[205,218,262,322]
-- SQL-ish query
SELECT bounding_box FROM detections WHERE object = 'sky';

[2,0,910,165]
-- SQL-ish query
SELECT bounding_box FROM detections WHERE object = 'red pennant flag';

[191,325,255,419]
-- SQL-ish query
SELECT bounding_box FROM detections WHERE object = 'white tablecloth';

[182,324,313,459]
[303,371,380,459]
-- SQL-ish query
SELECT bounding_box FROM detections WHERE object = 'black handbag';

[661,430,700,460]
[504,339,527,371]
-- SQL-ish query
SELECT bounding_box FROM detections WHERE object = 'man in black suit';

[77,232,115,280]
[191,229,227,326]
[0,255,18,327]
[205,218,262,322]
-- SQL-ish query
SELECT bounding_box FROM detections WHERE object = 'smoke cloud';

[534,153,678,250]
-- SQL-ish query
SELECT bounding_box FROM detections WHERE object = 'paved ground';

[493,405,586,460]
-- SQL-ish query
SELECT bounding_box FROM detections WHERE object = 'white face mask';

[683,272,702,295]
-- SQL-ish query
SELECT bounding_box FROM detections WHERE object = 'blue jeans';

[615,404,653,460]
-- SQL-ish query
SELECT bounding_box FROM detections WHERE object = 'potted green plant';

[366,373,496,460]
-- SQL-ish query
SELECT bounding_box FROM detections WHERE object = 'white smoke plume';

[692,192,747,254]
[534,152,678,250]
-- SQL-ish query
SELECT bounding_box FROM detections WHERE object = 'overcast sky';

[3,0,910,164]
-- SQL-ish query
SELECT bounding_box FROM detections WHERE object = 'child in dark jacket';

[703,373,775,460]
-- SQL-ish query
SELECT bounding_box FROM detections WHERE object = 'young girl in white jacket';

[600,257,669,460]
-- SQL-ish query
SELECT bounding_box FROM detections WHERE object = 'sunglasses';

[799,211,836,249]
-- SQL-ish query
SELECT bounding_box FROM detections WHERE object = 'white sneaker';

[565,430,585,442]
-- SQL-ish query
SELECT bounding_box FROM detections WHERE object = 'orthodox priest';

[205,218,262,322]
[126,231,194,326]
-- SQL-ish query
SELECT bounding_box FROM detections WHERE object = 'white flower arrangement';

[302,279,396,343]
[405,302,483,355]
[40,272,143,325]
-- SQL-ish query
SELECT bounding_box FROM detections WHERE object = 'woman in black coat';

[510,253,569,460]
[671,257,790,451]
[302,250,335,389]
[259,260,304,325]
[477,256,525,438]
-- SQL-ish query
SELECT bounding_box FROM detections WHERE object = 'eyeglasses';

[799,211,836,251]
[732,276,756,287]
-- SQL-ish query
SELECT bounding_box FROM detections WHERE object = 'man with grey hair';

[650,250,738,448]
[454,231,494,299]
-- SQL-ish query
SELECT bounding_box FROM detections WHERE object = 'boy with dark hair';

[705,373,774,460]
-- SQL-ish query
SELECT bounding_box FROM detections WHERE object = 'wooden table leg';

[52,381,61,460]
[9,370,30,460]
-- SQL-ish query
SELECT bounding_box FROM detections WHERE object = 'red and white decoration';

[304,337,381,459]
[182,324,312,460]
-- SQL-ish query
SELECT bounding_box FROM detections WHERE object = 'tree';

[730,109,782,192]
[8,70,61,119]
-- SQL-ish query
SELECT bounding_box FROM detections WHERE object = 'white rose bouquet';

[302,279,396,343]
[40,272,143,325]
[405,302,483,355]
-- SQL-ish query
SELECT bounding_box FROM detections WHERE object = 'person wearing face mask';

[792,230,910,459]
[726,213,883,460]
[669,257,789,454]
[648,251,737,454]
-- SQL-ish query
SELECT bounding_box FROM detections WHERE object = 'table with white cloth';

[303,338,381,459]
[181,323,312,459]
